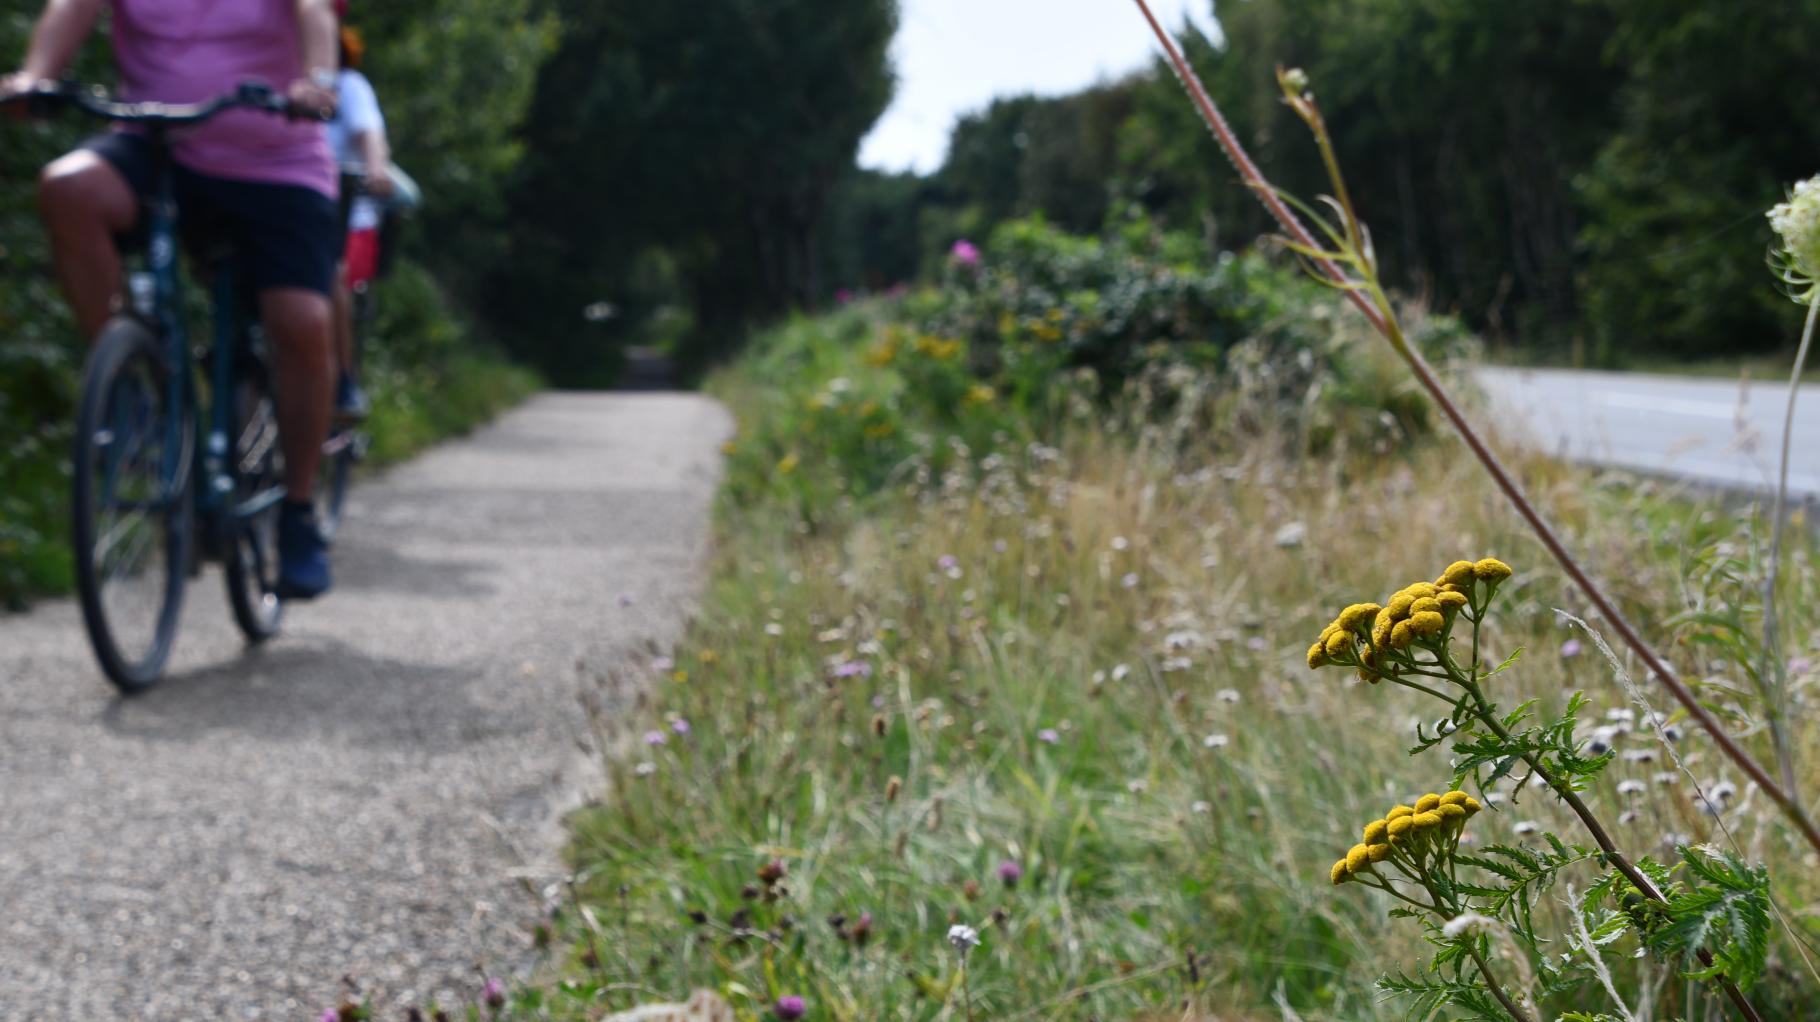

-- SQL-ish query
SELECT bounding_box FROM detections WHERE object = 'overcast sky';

[858,0,1211,174]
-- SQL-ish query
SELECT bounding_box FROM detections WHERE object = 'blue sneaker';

[335,373,371,423]
[276,500,332,600]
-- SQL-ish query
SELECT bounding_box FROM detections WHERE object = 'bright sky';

[858,0,1211,174]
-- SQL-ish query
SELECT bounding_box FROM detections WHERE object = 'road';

[0,393,732,1020]
[1475,366,1820,498]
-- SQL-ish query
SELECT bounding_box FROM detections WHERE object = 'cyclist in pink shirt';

[3,0,344,598]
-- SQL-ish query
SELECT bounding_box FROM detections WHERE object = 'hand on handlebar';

[366,169,396,200]
[285,77,337,121]
[1,72,37,121]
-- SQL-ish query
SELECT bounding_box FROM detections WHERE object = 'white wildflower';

[1769,175,1820,288]
[1441,912,1500,939]
[947,924,979,956]
[1616,780,1645,797]
[1201,733,1229,749]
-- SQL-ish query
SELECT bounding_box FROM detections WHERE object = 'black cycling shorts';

[80,132,339,297]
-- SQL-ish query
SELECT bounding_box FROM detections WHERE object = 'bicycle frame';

[136,127,283,541]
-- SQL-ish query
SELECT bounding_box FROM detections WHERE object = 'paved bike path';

[0,393,732,1020]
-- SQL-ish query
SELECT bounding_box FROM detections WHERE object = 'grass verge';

[504,306,1820,1022]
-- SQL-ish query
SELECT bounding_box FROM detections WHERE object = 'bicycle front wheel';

[71,317,193,692]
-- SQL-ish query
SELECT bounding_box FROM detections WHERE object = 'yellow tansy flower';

[1367,843,1392,863]
[1345,843,1371,874]
[1439,791,1470,807]
[1330,859,1351,885]
[1386,805,1415,821]
[1389,621,1415,648]
[1409,597,1442,616]
[1439,561,1476,587]
[1474,557,1513,581]
[1363,819,1389,844]
[1437,591,1469,612]
[1407,610,1446,638]
[1306,641,1328,670]
[1414,793,1442,813]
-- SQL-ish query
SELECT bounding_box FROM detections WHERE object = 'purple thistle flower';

[643,729,668,746]
[483,976,506,1007]
[1560,638,1584,659]
[997,859,1023,887]
[937,554,959,571]
[774,995,807,1020]
[832,659,872,679]
[319,1011,339,1022]
[950,239,980,266]
[671,718,692,736]
[1037,728,1060,744]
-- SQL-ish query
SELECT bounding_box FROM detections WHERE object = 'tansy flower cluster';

[1330,789,1484,887]
[1306,558,1512,682]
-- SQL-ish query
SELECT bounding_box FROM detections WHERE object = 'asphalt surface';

[1476,366,1820,498]
[0,393,732,1020]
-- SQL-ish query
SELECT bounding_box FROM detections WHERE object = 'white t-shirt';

[329,69,386,230]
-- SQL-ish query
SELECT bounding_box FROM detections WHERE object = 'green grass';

[498,307,1820,1022]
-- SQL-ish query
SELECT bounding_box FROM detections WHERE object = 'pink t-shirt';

[110,0,336,198]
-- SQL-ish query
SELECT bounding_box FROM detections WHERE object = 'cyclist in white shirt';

[325,13,391,419]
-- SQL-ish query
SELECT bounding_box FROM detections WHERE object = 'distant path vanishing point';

[0,392,732,1020]
[1475,366,1820,498]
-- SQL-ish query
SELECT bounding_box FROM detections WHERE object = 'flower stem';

[1762,290,1818,797]
[1127,0,1820,865]
[1465,942,1536,1022]
[1451,676,1765,1022]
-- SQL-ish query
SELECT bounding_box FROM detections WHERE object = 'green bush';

[719,217,1475,528]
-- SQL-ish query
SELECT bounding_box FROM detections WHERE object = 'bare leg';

[38,151,137,340]
[260,288,335,502]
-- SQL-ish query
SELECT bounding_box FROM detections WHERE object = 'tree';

[487,0,899,381]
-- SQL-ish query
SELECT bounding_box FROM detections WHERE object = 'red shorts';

[344,228,380,287]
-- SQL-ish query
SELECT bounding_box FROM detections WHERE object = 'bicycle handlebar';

[0,80,330,125]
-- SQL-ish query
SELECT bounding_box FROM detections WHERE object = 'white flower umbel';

[1768,175,1820,296]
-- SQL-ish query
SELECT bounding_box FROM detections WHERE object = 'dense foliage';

[482,0,898,382]
[825,0,1820,365]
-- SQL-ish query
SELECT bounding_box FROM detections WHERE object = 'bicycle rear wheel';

[71,317,193,692]
[223,358,287,643]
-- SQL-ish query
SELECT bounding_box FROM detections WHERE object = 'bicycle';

[4,80,327,692]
